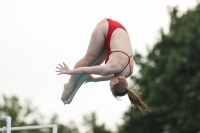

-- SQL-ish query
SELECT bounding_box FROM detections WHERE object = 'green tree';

[0,94,79,133]
[0,94,43,126]
[83,112,112,133]
[118,3,200,133]
[50,114,79,133]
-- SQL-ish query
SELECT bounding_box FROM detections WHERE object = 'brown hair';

[111,76,148,113]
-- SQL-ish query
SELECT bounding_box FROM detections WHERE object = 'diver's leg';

[63,46,108,104]
[60,20,107,103]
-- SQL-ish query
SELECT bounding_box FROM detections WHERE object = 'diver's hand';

[56,62,70,75]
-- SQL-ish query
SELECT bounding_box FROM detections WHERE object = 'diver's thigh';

[84,21,107,62]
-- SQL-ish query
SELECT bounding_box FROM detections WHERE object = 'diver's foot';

[61,83,72,104]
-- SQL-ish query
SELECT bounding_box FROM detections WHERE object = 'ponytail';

[126,88,148,113]
[111,75,148,113]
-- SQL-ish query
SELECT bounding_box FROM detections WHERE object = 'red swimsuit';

[105,18,133,76]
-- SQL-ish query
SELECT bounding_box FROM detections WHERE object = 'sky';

[0,0,198,132]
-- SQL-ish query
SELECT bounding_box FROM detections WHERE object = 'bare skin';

[56,19,134,104]
[60,46,109,104]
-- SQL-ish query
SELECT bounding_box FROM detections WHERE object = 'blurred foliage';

[0,94,79,133]
[0,95,111,133]
[49,114,79,133]
[83,112,112,133]
[118,2,200,133]
[0,94,43,126]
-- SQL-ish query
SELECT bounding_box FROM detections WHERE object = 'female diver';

[56,18,148,112]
